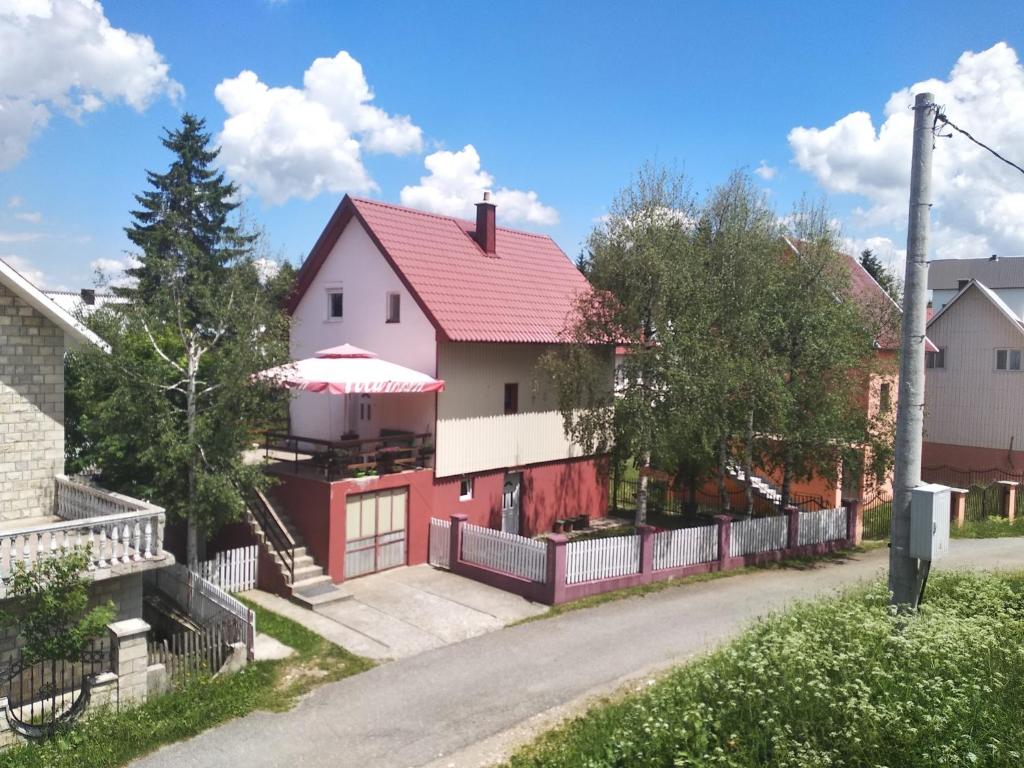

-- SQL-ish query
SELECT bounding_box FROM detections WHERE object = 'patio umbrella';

[255,344,445,394]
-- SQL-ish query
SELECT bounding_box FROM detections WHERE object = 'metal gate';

[344,488,408,578]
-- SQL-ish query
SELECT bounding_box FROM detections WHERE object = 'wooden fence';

[652,525,718,570]
[198,545,258,592]
[565,535,641,584]
[729,515,788,557]
[148,621,235,682]
[460,523,547,582]
[428,518,451,569]
[797,507,848,546]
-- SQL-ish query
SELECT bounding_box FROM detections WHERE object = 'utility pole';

[890,92,936,608]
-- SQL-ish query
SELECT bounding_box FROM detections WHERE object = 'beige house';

[924,269,1024,473]
[0,257,169,655]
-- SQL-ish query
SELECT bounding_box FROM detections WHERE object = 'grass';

[0,600,374,768]
[508,545,883,627]
[952,516,1024,539]
[505,570,1024,768]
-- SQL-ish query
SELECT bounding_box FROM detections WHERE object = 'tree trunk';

[635,451,651,526]
[780,447,793,511]
[718,435,731,513]
[186,351,199,569]
[743,407,755,515]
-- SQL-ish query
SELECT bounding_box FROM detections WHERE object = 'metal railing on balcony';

[260,430,435,481]
[0,478,165,581]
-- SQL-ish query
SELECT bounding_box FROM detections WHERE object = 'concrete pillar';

[949,488,968,529]
[845,499,863,546]
[449,513,468,572]
[108,618,151,705]
[714,515,732,569]
[999,481,1019,522]
[638,525,655,579]
[545,534,568,604]
[785,506,800,550]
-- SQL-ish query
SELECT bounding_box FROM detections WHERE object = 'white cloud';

[6,195,23,208]
[1,254,47,287]
[0,0,182,170]
[214,51,423,206]
[14,211,41,223]
[754,161,777,180]
[399,144,559,226]
[0,230,40,243]
[90,255,138,288]
[842,235,906,273]
[789,42,1024,260]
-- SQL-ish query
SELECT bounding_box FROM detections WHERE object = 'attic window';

[926,348,945,369]
[327,289,344,320]
[996,349,1022,371]
[386,292,401,323]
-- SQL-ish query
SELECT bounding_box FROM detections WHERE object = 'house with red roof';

[247,193,610,603]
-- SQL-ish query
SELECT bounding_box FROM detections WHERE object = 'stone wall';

[0,282,64,522]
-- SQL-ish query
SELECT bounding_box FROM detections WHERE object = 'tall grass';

[507,572,1024,768]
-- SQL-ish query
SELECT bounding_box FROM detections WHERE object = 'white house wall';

[934,286,1024,318]
[925,286,1024,452]
[289,219,437,442]
[434,342,610,477]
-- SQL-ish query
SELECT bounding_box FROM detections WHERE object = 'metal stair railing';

[245,487,296,585]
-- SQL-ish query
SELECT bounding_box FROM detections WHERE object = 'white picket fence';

[460,523,547,582]
[565,535,641,584]
[798,507,848,546]
[729,515,788,557]
[429,518,451,569]
[652,525,719,570]
[197,545,258,592]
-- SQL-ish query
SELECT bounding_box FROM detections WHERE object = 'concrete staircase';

[725,462,783,506]
[244,489,349,609]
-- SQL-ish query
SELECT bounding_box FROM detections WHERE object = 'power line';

[934,111,1024,177]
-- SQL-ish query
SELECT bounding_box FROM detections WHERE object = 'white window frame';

[459,477,473,501]
[386,291,401,324]
[995,348,1022,372]
[325,284,345,322]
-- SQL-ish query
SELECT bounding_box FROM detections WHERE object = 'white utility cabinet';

[910,483,951,561]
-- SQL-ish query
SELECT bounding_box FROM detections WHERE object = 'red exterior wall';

[265,455,609,584]
[923,440,1024,475]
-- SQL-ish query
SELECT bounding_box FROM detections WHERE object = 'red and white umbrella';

[256,344,445,394]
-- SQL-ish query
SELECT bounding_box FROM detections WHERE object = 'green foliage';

[0,601,373,768]
[506,571,1024,768]
[951,516,1024,539]
[0,549,113,663]
[859,247,903,304]
[65,113,292,564]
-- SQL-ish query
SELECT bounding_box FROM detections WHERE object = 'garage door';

[344,488,408,579]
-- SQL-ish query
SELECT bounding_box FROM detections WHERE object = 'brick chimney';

[80,288,96,306]
[474,191,497,255]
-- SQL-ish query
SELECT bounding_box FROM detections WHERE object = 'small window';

[459,477,473,501]
[879,382,891,414]
[504,383,518,415]
[359,395,372,420]
[996,348,1022,371]
[328,290,344,320]
[386,292,401,323]
[926,348,945,369]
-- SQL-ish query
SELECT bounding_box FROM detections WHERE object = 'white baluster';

[110,523,121,565]
[96,526,108,569]
[121,523,132,564]
[132,521,143,562]
[143,519,153,559]
[22,533,32,569]
[153,517,163,556]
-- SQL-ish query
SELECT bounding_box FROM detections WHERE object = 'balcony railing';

[0,477,166,581]
[260,430,434,481]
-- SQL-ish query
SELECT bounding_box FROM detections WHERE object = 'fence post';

[845,499,862,545]
[638,525,655,581]
[999,481,1019,522]
[714,515,732,570]
[449,513,468,573]
[108,618,151,705]
[949,488,968,529]
[785,506,800,550]
[545,534,568,604]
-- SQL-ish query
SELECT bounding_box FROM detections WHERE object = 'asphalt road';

[131,539,1024,768]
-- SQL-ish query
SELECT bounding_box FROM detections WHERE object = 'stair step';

[289,564,325,582]
[289,574,333,591]
[290,579,352,609]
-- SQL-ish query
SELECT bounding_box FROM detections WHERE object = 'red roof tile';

[289,196,590,344]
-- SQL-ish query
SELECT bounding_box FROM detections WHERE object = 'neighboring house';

[251,194,610,601]
[0,258,169,659]
[924,257,1024,472]
[42,288,119,318]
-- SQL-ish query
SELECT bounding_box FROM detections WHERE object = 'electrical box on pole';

[910,483,951,562]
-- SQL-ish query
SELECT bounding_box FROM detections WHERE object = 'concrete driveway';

[134,539,1024,768]
[244,564,546,660]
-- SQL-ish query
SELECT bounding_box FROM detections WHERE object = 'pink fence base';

[446,501,862,606]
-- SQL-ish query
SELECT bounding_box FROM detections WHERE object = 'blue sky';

[2,0,1024,289]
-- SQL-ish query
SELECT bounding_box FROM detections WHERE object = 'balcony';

[0,476,168,590]
[256,430,435,482]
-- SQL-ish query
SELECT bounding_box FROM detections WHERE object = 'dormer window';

[386,292,401,323]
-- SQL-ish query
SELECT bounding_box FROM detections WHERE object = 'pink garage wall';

[923,441,1024,475]
[520,455,609,535]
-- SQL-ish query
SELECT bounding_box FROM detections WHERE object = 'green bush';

[508,572,1024,768]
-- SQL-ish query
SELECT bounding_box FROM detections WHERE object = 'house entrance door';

[344,488,408,578]
[502,473,521,534]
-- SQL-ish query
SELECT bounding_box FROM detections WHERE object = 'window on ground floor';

[504,382,518,415]
[459,477,473,501]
